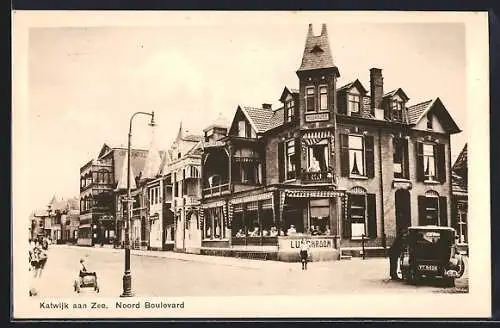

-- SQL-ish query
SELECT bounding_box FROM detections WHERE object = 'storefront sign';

[305,113,329,122]
[279,237,335,250]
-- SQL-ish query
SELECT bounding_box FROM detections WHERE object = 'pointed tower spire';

[142,124,162,179]
[116,153,137,190]
[297,23,339,76]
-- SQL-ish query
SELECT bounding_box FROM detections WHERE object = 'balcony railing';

[203,182,230,197]
[301,170,334,184]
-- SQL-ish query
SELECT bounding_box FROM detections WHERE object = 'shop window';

[309,199,330,235]
[204,207,225,240]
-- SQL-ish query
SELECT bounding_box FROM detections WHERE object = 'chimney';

[262,103,272,110]
[321,23,328,36]
[370,68,384,117]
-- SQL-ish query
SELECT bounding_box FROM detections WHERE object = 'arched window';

[344,186,377,240]
[418,190,447,227]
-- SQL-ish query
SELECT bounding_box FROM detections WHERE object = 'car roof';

[408,225,455,231]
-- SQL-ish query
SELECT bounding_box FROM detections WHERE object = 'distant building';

[451,143,468,252]
[79,144,148,246]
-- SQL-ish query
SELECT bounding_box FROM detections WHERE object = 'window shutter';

[342,196,351,238]
[436,143,446,183]
[403,139,410,179]
[340,134,349,177]
[278,142,285,182]
[418,196,426,226]
[416,142,424,182]
[367,193,377,238]
[338,94,347,115]
[295,137,301,178]
[365,135,375,178]
[439,196,448,227]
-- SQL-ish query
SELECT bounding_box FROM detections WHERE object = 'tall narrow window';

[306,87,315,112]
[393,138,409,179]
[427,112,433,130]
[347,94,360,115]
[392,100,404,121]
[307,143,329,172]
[285,140,296,180]
[348,135,364,176]
[319,86,328,111]
[286,99,295,122]
[423,144,436,181]
[238,121,246,138]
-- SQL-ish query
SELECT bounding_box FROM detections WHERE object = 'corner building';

[199,24,461,261]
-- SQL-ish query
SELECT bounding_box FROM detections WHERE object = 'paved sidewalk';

[58,244,300,269]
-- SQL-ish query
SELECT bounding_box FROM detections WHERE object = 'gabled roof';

[297,24,339,76]
[268,107,285,131]
[452,143,468,173]
[279,86,299,102]
[337,79,368,94]
[383,88,409,102]
[237,106,274,134]
[408,97,461,134]
[407,100,433,124]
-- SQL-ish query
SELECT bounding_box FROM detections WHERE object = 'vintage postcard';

[12,11,490,319]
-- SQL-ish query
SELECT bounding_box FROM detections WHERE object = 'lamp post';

[121,111,155,298]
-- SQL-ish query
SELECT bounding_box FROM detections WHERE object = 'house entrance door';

[395,189,411,234]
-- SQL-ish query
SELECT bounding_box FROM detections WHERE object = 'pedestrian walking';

[389,230,405,280]
[299,239,310,270]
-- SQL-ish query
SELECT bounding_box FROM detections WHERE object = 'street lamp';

[121,111,156,298]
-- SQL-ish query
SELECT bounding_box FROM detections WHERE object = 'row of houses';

[30,195,80,244]
[77,23,468,260]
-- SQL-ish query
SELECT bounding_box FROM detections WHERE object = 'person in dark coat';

[389,230,405,280]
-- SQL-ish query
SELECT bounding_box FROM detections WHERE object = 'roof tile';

[407,100,433,124]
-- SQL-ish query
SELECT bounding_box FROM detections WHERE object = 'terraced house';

[199,23,461,261]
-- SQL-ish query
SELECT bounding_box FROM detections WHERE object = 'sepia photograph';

[12,11,490,319]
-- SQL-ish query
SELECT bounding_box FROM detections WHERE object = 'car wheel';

[443,277,455,288]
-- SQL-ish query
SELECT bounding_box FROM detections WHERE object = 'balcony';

[301,170,334,184]
[203,182,230,198]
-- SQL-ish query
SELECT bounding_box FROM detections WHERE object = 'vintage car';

[396,226,465,287]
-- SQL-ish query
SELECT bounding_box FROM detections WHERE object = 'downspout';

[378,128,386,250]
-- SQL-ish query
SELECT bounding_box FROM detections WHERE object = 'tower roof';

[297,24,339,75]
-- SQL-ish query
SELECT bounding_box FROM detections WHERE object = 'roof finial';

[307,24,314,37]
[321,23,328,36]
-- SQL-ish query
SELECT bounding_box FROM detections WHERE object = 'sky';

[25,16,467,211]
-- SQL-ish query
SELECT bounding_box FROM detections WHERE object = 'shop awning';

[302,130,332,145]
[284,190,344,198]
[201,200,226,209]
[229,192,273,205]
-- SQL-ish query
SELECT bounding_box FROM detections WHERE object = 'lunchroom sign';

[279,237,335,250]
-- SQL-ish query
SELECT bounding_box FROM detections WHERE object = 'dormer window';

[306,87,315,112]
[285,99,295,122]
[392,100,404,121]
[319,86,328,111]
[347,94,360,115]
[427,112,433,130]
